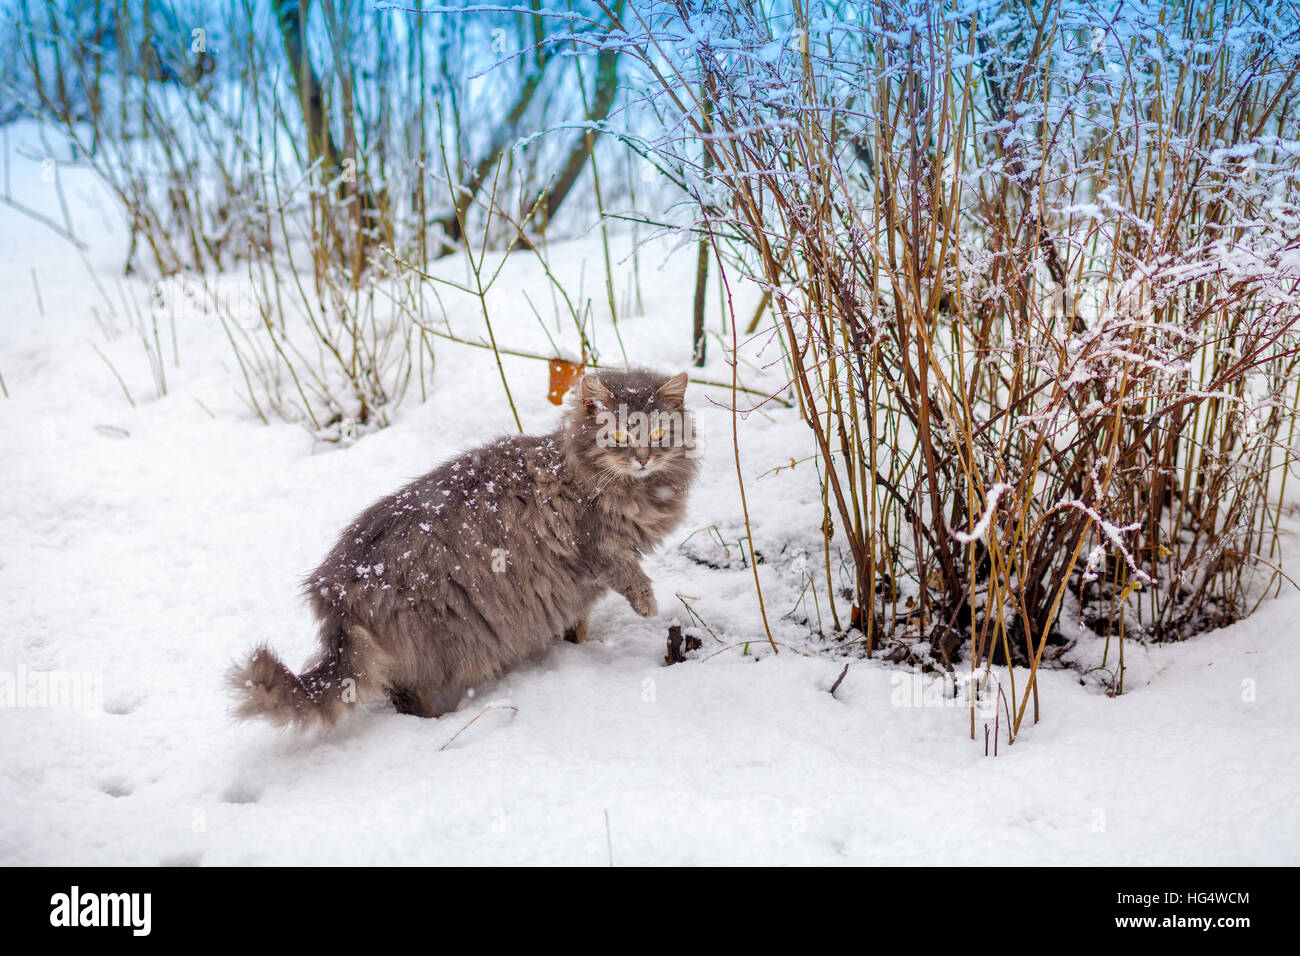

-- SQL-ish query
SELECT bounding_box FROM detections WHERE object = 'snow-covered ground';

[2,128,1298,865]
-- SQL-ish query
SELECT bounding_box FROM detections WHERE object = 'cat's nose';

[634,448,650,466]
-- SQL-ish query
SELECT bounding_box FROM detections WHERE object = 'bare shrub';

[4,1,645,431]
[588,0,1300,735]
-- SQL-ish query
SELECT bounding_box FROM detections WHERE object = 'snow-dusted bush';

[572,0,1300,736]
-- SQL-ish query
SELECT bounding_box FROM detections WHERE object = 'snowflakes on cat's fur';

[229,367,699,730]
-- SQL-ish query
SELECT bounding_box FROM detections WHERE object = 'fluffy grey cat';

[229,368,697,728]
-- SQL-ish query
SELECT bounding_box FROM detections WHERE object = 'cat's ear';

[656,372,689,406]
[579,374,614,415]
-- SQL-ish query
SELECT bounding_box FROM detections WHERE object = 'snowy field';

[1,130,1298,866]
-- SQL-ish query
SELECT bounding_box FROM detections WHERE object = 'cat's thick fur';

[229,368,697,729]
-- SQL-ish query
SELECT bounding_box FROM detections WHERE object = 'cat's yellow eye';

[613,430,629,444]
[650,427,665,441]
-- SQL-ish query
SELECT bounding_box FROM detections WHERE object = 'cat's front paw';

[563,617,591,644]
[629,586,658,618]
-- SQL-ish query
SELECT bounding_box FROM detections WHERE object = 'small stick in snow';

[91,343,136,408]
[437,702,518,752]
[829,662,850,697]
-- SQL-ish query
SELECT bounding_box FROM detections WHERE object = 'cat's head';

[567,368,696,481]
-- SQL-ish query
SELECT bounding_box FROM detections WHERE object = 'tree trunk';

[539,0,625,229]
[433,58,551,253]
[271,0,341,174]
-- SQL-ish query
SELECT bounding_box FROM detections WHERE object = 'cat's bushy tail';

[227,619,388,730]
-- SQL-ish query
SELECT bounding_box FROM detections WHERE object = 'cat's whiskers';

[594,464,628,495]
[584,462,622,496]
